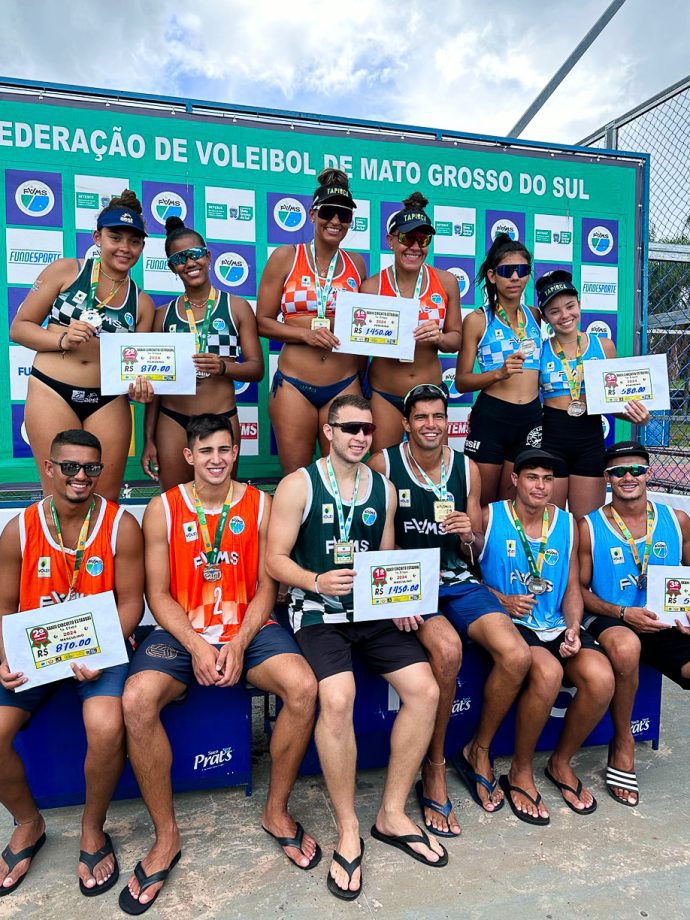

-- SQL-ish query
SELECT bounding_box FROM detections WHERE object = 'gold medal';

[433,500,455,523]
[311,317,331,330]
[334,541,355,565]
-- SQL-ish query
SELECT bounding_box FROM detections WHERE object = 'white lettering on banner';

[631,718,650,735]
[451,697,472,715]
[193,747,233,771]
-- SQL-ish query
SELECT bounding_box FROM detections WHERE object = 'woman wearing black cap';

[361,192,461,451]
[257,169,367,473]
[455,233,542,506]
[537,270,649,518]
[10,190,155,499]
[140,217,264,489]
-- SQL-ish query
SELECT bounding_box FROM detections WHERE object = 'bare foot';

[0,814,46,891]
[420,760,461,835]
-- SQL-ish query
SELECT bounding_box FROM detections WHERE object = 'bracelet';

[314,573,320,593]
[57,331,68,353]
[619,606,626,621]
[217,359,226,376]
[461,533,475,547]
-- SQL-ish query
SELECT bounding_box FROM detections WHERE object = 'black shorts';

[516,623,603,663]
[464,392,542,465]
[294,621,428,683]
[585,615,690,690]
[540,405,605,478]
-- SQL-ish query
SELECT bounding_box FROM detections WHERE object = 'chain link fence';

[582,76,690,493]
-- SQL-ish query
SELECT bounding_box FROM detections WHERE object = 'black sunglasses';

[330,421,376,436]
[495,263,531,279]
[50,459,104,477]
[316,204,353,223]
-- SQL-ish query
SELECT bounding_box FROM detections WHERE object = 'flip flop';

[262,822,322,870]
[370,824,448,867]
[606,742,639,807]
[544,766,597,815]
[118,851,181,916]
[78,832,120,897]
[414,780,460,838]
[498,775,550,826]
[326,838,364,901]
[0,832,46,897]
[450,751,504,813]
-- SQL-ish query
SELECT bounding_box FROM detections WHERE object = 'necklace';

[99,267,128,285]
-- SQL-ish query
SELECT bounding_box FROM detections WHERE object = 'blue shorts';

[0,662,129,714]
[428,581,508,637]
[128,624,302,686]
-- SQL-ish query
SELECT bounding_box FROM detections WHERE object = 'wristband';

[314,573,320,593]
[57,331,68,352]
[217,358,226,376]
[619,606,626,621]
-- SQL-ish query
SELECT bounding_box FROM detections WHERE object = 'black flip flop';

[326,838,364,901]
[544,766,597,815]
[78,832,120,897]
[262,822,322,870]
[0,832,46,897]
[451,751,504,813]
[498,774,550,826]
[414,780,461,838]
[118,851,181,916]
[370,824,448,867]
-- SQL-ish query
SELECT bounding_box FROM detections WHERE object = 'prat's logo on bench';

[630,718,650,736]
[451,696,472,715]
[193,746,233,771]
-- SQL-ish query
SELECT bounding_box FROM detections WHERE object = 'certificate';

[583,353,670,414]
[100,332,197,395]
[2,591,128,691]
[646,566,690,627]
[334,291,418,360]
[353,548,440,622]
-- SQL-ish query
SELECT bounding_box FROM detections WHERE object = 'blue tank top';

[540,333,607,399]
[479,500,573,635]
[476,303,542,373]
[584,501,682,608]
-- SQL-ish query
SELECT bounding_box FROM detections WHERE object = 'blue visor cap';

[97,207,148,236]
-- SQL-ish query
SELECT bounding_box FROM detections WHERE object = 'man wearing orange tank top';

[120,414,319,914]
[0,430,144,899]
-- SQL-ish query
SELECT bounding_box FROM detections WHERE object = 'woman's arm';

[454,309,525,393]
[10,259,92,353]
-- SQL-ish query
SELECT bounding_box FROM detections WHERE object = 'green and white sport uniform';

[161,290,240,358]
[382,444,507,635]
[288,460,388,631]
[49,258,139,333]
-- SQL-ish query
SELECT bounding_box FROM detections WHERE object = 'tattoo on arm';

[31,279,42,293]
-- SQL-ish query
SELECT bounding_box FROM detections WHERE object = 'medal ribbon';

[496,303,528,346]
[406,444,448,500]
[390,263,424,301]
[509,502,549,580]
[310,243,339,319]
[192,482,234,566]
[87,257,125,312]
[552,334,584,402]
[184,288,218,354]
[326,457,360,544]
[610,503,653,581]
[49,498,95,599]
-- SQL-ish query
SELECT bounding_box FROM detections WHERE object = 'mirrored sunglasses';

[167,246,210,267]
[397,231,432,248]
[50,460,104,477]
[605,464,650,478]
[495,263,531,279]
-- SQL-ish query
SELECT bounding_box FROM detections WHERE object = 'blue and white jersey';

[584,501,682,609]
[476,303,542,373]
[540,333,607,399]
[479,500,574,637]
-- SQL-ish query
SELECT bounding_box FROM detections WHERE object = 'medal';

[202,564,222,583]
[311,242,339,327]
[326,456,361,565]
[567,399,586,417]
[496,303,534,356]
[196,371,211,380]
[636,574,648,590]
[391,263,425,363]
[49,497,95,602]
[185,288,218,379]
[434,500,455,523]
[553,334,585,413]
[192,480,234,583]
[526,575,548,595]
[406,445,455,525]
[519,338,537,357]
[84,257,126,331]
[81,309,103,331]
[334,541,355,564]
[311,317,331,330]
[610,503,654,594]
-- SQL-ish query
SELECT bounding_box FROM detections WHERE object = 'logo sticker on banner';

[74,175,129,230]
[267,193,311,244]
[6,171,62,228]
[5,228,64,285]
[76,233,102,260]
[581,217,619,264]
[447,407,471,450]
[142,181,193,230]
[238,405,259,456]
[433,206,477,256]
[434,256,475,305]
[533,214,574,261]
[205,187,256,242]
[580,265,619,312]
[209,244,256,296]
[585,316,614,339]
[486,210,525,250]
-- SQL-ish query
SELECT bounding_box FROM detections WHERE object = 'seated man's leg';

[374,661,446,864]
[587,618,642,805]
[120,634,191,909]
[244,625,319,869]
[0,702,45,893]
[461,609,532,810]
[414,615,462,836]
[504,646,562,823]
[547,644,615,813]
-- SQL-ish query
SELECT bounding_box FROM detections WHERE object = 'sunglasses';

[50,460,104,477]
[397,231,432,248]
[330,421,377,436]
[495,263,531,279]
[316,204,353,223]
[167,246,210,267]
[404,383,448,405]
[605,464,650,478]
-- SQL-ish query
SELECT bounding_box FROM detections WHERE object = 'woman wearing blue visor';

[11,190,155,500]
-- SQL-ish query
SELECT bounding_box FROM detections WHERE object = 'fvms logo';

[448,267,470,297]
[490,219,519,241]
[214,252,249,287]
[587,226,614,256]
[152,192,187,225]
[273,197,306,232]
[16,180,55,216]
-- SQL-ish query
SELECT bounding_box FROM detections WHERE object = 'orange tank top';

[378,264,448,327]
[280,243,362,318]
[162,483,266,643]
[19,497,122,609]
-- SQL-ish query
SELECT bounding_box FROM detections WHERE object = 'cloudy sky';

[1,0,688,145]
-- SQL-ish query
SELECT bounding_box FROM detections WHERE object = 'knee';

[85,709,124,753]
[281,669,318,716]
[529,659,563,699]
[582,661,616,704]
[318,687,355,726]
[122,676,160,733]
[427,630,462,681]
[606,633,642,678]
[401,674,440,714]
[496,639,531,680]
